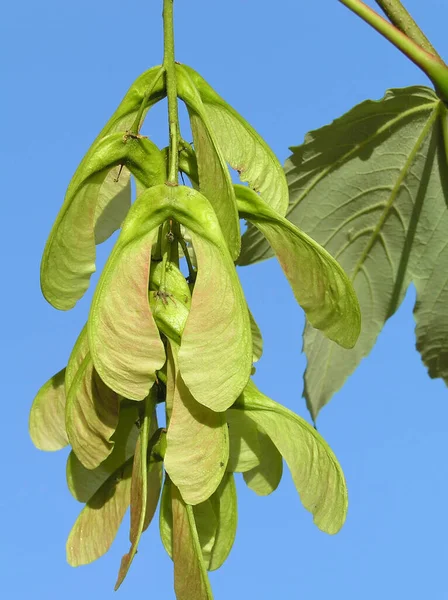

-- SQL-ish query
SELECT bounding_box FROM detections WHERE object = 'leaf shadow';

[387,123,444,317]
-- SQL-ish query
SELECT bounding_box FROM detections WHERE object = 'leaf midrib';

[350,103,441,280]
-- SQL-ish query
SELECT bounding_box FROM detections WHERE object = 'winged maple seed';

[29,1,360,598]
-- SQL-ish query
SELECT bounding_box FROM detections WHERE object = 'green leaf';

[226,409,261,473]
[41,133,165,310]
[66,353,120,470]
[172,484,214,600]
[234,380,347,534]
[90,184,251,408]
[66,402,139,503]
[176,65,240,260]
[178,64,288,216]
[208,473,237,571]
[115,396,162,590]
[243,429,283,496]
[236,185,360,349]
[66,457,133,566]
[248,308,263,363]
[274,86,448,420]
[29,369,68,451]
[165,345,229,505]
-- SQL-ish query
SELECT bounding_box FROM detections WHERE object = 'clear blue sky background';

[2,1,448,598]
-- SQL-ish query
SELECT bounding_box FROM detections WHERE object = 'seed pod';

[176,67,240,260]
[149,261,191,345]
[88,184,252,409]
[65,353,120,470]
[83,65,166,148]
[29,369,68,451]
[66,458,133,567]
[66,66,167,252]
[159,473,237,572]
[176,64,289,216]
[65,324,90,394]
[63,324,122,470]
[243,429,283,496]
[234,380,348,535]
[171,483,214,599]
[207,473,237,571]
[115,395,162,590]
[66,402,139,503]
[41,134,165,310]
[235,184,361,349]
[164,342,229,505]
[226,409,261,473]
[248,308,263,363]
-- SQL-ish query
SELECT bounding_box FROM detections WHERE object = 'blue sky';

[2,1,448,598]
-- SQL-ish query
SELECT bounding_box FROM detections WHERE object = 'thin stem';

[179,237,197,283]
[159,222,171,292]
[171,220,180,268]
[163,0,179,184]
[339,0,448,101]
[129,67,166,135]
[374,0,441,60]
[153,226,164,261]
[150,428,167,461]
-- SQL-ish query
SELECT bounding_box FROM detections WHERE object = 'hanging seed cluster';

[29,62,361,597]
